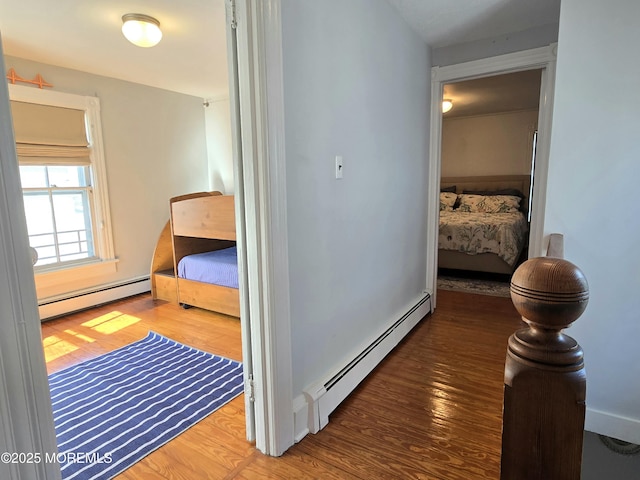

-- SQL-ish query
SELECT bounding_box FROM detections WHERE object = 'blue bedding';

[177,246,238,289]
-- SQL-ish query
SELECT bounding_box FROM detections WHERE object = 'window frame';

[22,177,96,268]
[9,84,117,284]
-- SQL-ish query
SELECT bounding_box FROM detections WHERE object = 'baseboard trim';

[293,394,310,443]
[586,407,640,445]
[38,276,151,320]
[302,293,431,436]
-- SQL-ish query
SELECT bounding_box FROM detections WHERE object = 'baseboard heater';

[38,276,151,321]
[303,292,431,434]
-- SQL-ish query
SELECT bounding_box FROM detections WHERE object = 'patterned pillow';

[457,194,521,213]
[440,192,458,211]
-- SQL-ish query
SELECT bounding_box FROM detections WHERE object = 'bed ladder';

[500,233,588,480]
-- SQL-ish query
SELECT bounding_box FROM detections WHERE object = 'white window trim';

[9,85,117,288]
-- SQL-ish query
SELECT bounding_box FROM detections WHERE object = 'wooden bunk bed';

[150,191,240,317]
[438,175,531,275]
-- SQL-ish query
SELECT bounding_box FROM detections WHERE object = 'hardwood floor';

[41,289,523,479]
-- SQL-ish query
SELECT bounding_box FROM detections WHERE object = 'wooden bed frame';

[150,191,240,317]
[438,175,531,275]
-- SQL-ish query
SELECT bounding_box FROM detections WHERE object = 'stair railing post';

[500,257,589,480]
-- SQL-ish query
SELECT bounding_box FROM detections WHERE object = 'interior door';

[225,0,256,443]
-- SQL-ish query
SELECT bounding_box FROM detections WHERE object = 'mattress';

[438,211,528,266]
[177,246,239,289]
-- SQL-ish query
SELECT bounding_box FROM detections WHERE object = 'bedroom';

[437,69,542,291]
[0,0,253,466]
[0,2,234,320]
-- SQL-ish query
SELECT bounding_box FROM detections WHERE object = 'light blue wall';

[280,0,431,395]
[546,0,640,443]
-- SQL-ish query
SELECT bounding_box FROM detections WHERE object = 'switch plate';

[335,156,343,179]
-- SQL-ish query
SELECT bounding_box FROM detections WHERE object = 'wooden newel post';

[500,257,589,480]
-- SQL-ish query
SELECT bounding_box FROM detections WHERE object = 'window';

[21,165,95,267]
[528,130,538,223]
[9,85,115,274]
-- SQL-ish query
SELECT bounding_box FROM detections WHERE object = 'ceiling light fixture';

[122,13,162,48]
[442,99,453,113]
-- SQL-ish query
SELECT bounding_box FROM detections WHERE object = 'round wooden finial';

[510,257,589,330]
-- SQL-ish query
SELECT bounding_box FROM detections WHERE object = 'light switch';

[335,156,343,179]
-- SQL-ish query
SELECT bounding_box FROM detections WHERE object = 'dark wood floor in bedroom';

[41,290,524,480]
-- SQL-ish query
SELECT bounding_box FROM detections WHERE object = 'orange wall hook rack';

[6,68,53,89]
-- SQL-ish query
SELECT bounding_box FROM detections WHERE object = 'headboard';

[440,175,532,214]
[169,191,236,266]
[170,192,235,240]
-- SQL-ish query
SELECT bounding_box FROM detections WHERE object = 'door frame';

[232,0,294,455]
[0,35,62,480]
[225,0,257,445]
[426,44,558,307]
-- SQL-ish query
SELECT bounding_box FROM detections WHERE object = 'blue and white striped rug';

[48,331,244,479]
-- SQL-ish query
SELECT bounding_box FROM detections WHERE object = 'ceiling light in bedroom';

[442,99,453,113]
[122,14,163,48]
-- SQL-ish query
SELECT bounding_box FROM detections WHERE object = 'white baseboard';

[38,276,151,320]
[293,394,310,443]
[586,407,640,445]
[301,293,431,436]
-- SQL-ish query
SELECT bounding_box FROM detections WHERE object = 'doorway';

[426,44,558,307]
[0,4,294,475]
[437,69,542,293]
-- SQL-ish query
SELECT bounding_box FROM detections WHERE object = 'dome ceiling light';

[122,13,163,48]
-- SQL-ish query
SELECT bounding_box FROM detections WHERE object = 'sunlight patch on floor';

[91,313,140,334]
[81,311,141,334]
[43,335,79,362]
[63,328,95,343]
[81,310,125,327]
[43,312,141,364]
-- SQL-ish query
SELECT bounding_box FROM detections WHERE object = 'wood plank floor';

[41,289,523,479]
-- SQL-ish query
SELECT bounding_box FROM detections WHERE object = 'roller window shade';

[11,100,91,166]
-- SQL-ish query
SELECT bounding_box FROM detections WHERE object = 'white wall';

[441,110,537,177]
[5,56,209,302]
[205,97,234,194]
[545,0,640,443]
[280,0,431,395]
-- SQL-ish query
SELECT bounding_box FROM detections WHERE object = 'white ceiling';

[387,0,560,47]
[0,0,229,100]
[0,0,560,100]
[444,69,543,118]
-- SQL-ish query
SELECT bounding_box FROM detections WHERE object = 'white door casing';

[225,0,256,445]
[0,35,62,480]
[426,44,558,307]
[232,0,295,456]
